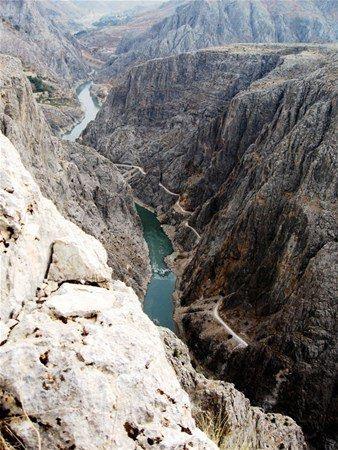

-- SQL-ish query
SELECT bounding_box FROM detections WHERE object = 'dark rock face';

[99,0,337,80]
[84,45,337,447]
[160,328,306,449]
[0,54,150,296]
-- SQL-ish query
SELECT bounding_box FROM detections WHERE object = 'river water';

[135,204,176,331]
[63,81,100,141]
[63,81,176,331]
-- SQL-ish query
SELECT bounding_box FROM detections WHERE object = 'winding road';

[213,298,248,348]
[184,221,201,239]
[114,163,146,175]
[159,182,179,197]
[115,163,200,241]
[115,166,246,347]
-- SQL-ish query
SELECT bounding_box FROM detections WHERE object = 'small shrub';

[173,348,180,358]
[27,76,54,94]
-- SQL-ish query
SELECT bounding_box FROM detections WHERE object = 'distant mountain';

[51,0,163,29]
[99,0,337,80]
[76,0,187,63]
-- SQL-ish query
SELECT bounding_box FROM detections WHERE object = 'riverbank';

[63,81,100,141]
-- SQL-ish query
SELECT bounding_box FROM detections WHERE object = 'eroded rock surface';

[0,132,216,449]
[161,328,305,449]
[0,54,150,296]
[84,44,337,447]
[0,0,87,82]
[98,0,337,80]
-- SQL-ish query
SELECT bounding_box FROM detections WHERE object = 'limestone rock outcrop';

[0,132,216,449]
[0,54,150,296]
[84,44,337,447]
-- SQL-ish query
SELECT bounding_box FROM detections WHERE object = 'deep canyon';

[0,1,337,449]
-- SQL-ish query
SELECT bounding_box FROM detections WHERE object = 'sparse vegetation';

[173,347,180,358]
[0,427,24,450]
[27,76,54,94]
[195,407,230,448]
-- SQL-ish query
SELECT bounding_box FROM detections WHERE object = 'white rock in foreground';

[0,132,215,449]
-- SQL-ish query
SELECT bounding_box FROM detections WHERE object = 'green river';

[64,81,176,331]
[135,204,176,331]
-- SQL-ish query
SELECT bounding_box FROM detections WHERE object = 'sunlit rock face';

[0,54,150,297]
[0,131,305,450]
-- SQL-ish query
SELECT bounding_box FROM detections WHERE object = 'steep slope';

[98,0,337,80]
[76,0,187,63]
[0,132,216,449]
[0,0,87,82]
[0,54,150,296]
[0,131,306,449]
[0,0,91,131]
[84,44,337,447]
[161,328,305,449]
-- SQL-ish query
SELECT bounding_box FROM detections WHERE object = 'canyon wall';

[0,130,305,449]
[84,44,337,448]
[0,0,92,132]
[0,0,87,82]
[0,132,216,449]
[0,54,150,296]
[98,0,337,80]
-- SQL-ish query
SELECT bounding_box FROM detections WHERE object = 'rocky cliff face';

[0,0,91,131]
[0,132,216,449]
[0,54,150,297]
[76,0,187,64]
[0,0,87,82]
[160,329,305,449]
[84,44,337,448]
[0,130,305,449]
[98,0,337,80]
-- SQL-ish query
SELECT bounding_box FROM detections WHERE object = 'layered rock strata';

[98,0,337,80]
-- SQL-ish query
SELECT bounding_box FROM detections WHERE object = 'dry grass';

[0,392,41,450]
[196,407,253,449]
[0,427,22,450]
[196,407,230,448]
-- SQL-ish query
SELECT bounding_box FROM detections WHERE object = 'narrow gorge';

[84,44,337,449]
[64,81,177,331]
[0,1,337,449]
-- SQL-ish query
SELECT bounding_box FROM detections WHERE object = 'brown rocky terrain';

[83,44,337,448]
[0,54,150,297]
